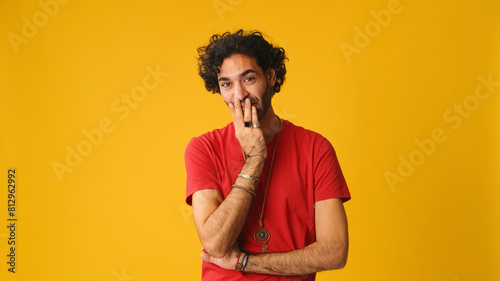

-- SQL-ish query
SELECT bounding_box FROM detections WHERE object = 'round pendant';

[254,227,270,244]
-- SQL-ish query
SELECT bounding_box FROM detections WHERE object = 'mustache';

[238,99,259,107]
[225,101,258,110]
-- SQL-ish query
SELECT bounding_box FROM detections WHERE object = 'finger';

[228,103,236,121]
[233,100,250,130]
[251,105,259,126]
[233,99,243,126]
[244,98,251,122]
[233,100,244,128]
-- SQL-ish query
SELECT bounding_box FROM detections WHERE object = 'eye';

[244,76,255,82]
[220,82,231,87]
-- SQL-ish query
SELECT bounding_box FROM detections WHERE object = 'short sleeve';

[184,137,220,206]
[313,138,351,202]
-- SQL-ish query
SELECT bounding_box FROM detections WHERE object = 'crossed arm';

[194,191,349,276]
[191,98,349,275]
[245,198,348,275]
[192,98,267,258]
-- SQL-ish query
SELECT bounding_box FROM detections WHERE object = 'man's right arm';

[191,98,266,258]
[192,156,264,258]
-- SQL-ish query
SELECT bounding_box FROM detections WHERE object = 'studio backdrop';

[1,0,499,280]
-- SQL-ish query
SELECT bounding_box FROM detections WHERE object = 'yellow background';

[1,0,499,280]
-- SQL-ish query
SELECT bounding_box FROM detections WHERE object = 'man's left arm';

[201,197,348,275]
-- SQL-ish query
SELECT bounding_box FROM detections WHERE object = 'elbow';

[198,225,233,258]
[334,254,348,270]
[336,247,349,270]
[201,240,231,258]
[325,244,348,270]
[325,254,347,271]
[204,247,228,259]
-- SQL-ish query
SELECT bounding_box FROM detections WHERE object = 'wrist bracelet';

[247,153,266,160]
[234,252,247,271]
[238,173,261,183]
[235,251,248,273]
[245,146,266,161]
[232,184,256,197]
[241,253,249,274]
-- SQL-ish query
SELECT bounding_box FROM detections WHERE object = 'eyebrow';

[218,69,257,82]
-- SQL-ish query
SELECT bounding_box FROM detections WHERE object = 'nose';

[233,82,248,101]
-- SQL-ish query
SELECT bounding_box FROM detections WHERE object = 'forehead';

[218,54,262,78]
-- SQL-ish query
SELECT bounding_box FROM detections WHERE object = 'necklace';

[253,116,282,253]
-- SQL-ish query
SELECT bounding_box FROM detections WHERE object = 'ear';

[266,68,276,88]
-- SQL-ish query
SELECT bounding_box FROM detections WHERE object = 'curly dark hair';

[197,29,287,95]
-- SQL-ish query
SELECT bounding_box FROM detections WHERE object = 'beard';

[256,84,273,120]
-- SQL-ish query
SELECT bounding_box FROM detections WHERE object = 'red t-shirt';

[185,120,351,281]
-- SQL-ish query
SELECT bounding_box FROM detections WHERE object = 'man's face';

[217,54,276,120]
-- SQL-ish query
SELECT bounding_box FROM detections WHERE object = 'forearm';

[197,157,264,257]
[245,239,348,276]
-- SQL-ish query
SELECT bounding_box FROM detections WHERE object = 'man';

[185,30,351,280]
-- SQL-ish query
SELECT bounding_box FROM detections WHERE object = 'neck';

[260,106,280,141]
